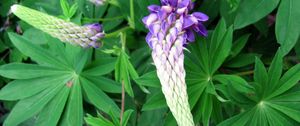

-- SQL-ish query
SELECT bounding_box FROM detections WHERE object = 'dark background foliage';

[0,0,299,126]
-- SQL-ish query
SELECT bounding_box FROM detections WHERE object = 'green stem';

[120,80,125,126]
[234,70,254,76]
[129,0,135,29]
[120,32,126,51]
[105,26,131,38]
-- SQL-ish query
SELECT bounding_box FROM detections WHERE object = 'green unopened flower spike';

[11,4,104,48]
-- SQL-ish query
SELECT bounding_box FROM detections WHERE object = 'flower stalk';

[142,0,208,126]
[11,4,104,48]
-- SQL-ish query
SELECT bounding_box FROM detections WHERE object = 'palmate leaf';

[218,50,300,126]
[36,85,70,126]
[4,82,65,126]
[0,32,121,126]
[184,19,235,125]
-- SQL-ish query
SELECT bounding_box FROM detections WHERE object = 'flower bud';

[143,0,209,126]
[11,4,104,48]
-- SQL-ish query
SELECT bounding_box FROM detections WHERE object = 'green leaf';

[60,0,70,17]
[68,3,78,18]
[103,6,124,31]
[267,50,283,94]
[61,80,83,126]
[254,57,268,96]
[210,21,233,73]
[36,86,70,126]
[115,51,134,97]
[214,74,254,94]
[219,0,238,26]
[268,102,300,122]
[269,64,300,98]
[9,48,27,63]
[225,53,257,68]
[188,82,207,108]
[76,0,108,18]
[4,84,64,126]
[218,109,255,126]
[275,0,300,55]
[0,75,70,100]
[142,91,167,111]
[83,57,116,76]
[254,57,268,87]
[81,77,120,117]
[122,109,134,126]
[85,114,115,126]
[73,48,92,74]
[8,32,69,68]
[271,90,300,102]
[0,63,67,79]
[84,76,121,93]
[231,34,251,57]
[234,0,280,29]
[264,105,294,126]
[296,39,300,60]
[135,71,160,88]
[200,93,213,126]
[127,59,139,79]
[210,19,227,56]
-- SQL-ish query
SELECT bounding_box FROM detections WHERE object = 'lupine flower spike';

[143,0,208,126]
[11,4,104,48]
[89,0,106,6]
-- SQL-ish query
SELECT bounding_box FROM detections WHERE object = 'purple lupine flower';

[143,0,208,126]
[143,0,208,48]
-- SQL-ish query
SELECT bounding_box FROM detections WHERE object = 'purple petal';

[183,16,195,29]
[148,5,160,12]
[192,12,209,21]
[169,0,178,7]
[161,5,173,13]
[161,21,169,35]
[146,33,153,48]
[95,33,105,38]
[149,24,160,35]
[193,23,208,37]
[144,13,158,26]
[161,0,168,5]
[157,32,164,42]
[169,27,178,40]
[142,16,148,25]
[178,0,190,8]
[157,10,167,20]
[86,23,103,32]
[167,13,176,25]
[186,29,195,42]
[176,7,186,14]
[188,2,194,10]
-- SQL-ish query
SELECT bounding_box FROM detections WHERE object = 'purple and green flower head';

[142,0,209,48]
[11,4,104,48]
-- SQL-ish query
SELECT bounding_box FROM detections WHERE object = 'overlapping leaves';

[218,50,300,125]
[136,19,252,125]
[0,33,121,126]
